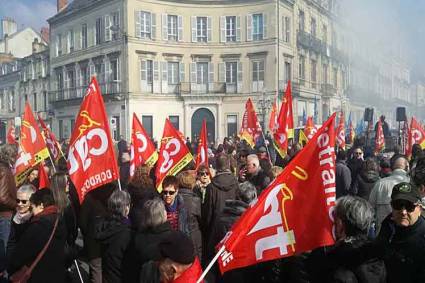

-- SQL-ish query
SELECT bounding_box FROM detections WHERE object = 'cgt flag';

[217,113,337,274]
[273,81,294,158]
[336,112,346,150]
[304,116,317,140]
[38,114,62,161]
[196,119,209,169]
[375,119,385,154]
[239,98,262,148]
[67,77,119,203]
[155,119,193,192]
[268,98,278,133]
[130,113,158,177]
[407,117,425,156]
[38,161,50,190]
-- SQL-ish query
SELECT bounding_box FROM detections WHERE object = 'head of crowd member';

[29,189,56,216]
[380,115,386,122]
[238,148,249,164]
[178,170,196,190]
[412,144,423,160]
[391,155,409,173]
[257,146,268,160]
[246,154,261,175]
[334,196,374,241]
[139,198,167,231]
[390,182,422,227]
[108,189,131,221]
[26,168,39,187]
[130,164,154,190]
[16,184,36,215]
[50,172,71,215]
[161,176,179,206]
[216,154,231,173]
[379,158,392,177]
[271,166,283,180]
[237,182,258,206]
[336,149,347,162]
[352,147,364,160]
[196,165,210,185]
[0,144,18,167]
[158,231,196,282]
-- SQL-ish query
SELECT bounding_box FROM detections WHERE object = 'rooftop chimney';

[40,27,50,43]
[57,0,68,12]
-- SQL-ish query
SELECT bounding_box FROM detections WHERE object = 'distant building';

[0,26,47,59]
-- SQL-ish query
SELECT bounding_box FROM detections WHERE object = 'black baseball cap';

[391,182,422,204]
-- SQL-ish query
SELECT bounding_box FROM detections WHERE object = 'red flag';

[273,81,294,158]
[217,113,337,274]
[130,113,158,176]
[172,257,203,283]
[336,112,346,150]
[38,114,62,161]
[407,117,425,156]
[6,121,17,145]
[14,102,50,185]
[155,119,193,192]
[304,116,317,140]
[375,119,385,154]
[268,98,278,133]
[196,119,209,169]
[67,77,119,203]
[38,162,50,189]
[239,98,262,148]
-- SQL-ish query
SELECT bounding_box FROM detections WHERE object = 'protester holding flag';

[244,154,271,194]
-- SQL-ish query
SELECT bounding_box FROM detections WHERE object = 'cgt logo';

[68,112,109,174]
[159,137,181,174]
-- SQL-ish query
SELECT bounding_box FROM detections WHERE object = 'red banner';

[375,119,385,154]
[67,77,119,203]
[273,81,294,158]
[239,98,262,148]
[336,112,346,150]
[155,119,193,192]
[217,113,337,274]
[38,114,61,161]
[6,121,17,145]
[38,162,50,190]
[196,119,209,169]
[407,117,425,156]
[130,113,158,176]
[304,116,317,140]
[268,98,277,133]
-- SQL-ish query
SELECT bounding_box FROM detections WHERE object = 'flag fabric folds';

[347,112,355,145]
[273,81,294,158]
[407,117,425,157]
[239,98,262,148]
[67,77,120,203]
[217,113,337,274]
[375,119,385,154]
[6,121,17,145]
[155,119,193,192]
[38,161,50,190]
[304,116,317,140]
[268,98,277,132]
[196,119,209,169]
[38,114,62,162]
[130,113,159,177]
[336,112,346,150]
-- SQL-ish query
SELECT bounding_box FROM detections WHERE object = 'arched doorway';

[191,108,215,144]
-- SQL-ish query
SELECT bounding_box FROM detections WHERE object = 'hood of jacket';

[359,170,380,183]
[222,199,249,216]
[211,170,239,192]
[94,217,129,245]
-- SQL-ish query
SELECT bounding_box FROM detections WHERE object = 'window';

[197,17,207,42]
[322,64,328,84]
[299,10,305,31]
[0,91,4,110]
[111,116,120,141]
[142,115,153,138]
[322,24,327,43]
[252,60,264,82]
[226,16,236,42]
[81,24,88,48]
[252,14,264,40]
[283,17,291,43]
[299,55,305,81]
[112,12,120,40]
[110,58,120,81]
[96,18,102,45]
[226,62,237,83]
[227,115,237,137]
[167,15,178,41]
[146,60,153,84]
[168,62,179,85]
[68,30,74,52]
[138,11,155,39]
[9,90,15,112]
[56,34,62,56]
[311,59,317,88]
[33,93,37,111]
[81,66,89,86]
[59,120,64,140]
[333,67,338,88]
[71,119,75,134]
[169,115,179,130]
[311,18,316,37]
[67,69,76,88]
[196,62,208,84]
[284,62,291,83]
[43,91,48,111]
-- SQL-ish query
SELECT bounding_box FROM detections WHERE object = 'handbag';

[10,216,59,283]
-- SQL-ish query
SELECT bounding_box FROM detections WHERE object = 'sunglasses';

[162,190,176,196]
[354,152,362,155]
[198,172,208,177]
[391,200,417,213]
[16,199,29,205]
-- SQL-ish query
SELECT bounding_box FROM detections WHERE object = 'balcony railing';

[50,81,122,103]
[321,83,337,97]
[297,31,324,54]
[180,82,228,94]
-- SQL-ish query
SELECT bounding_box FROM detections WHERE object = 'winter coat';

[375,215,425,283]
[0,162,16,216]
[94,217,132,283]
[127,182,159,230]
[246,168,271,195]
[179,187,203,260]
[8,206,67,283]
[302,236,386,283]
[347,158,363,185]
[336,160,352,199]
[369,169,409,233]
[202,170,238,261]
[165,193,189,235]
[213,199,248,245]
[351,170,380,200]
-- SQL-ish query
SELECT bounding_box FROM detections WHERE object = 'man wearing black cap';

[376,182,425,283]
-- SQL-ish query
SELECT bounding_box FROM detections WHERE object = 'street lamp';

[258,90,272,132]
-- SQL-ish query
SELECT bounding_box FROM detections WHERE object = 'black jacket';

[8,207,67,283]
[336,160,352,199]
[213,199,248,246]
[247,169,271,195]
[127,182,159,230]
[202,170,238,261]
[351,171,380,200]
[376,215,425,283]
[179,187,202,260]
[95,217,132,283]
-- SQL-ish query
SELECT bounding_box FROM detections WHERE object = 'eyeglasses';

[198,172,208,177]
[162,190,176,196]
[354,152,362,155]
[391,200,417,213]
[16,199,28,205]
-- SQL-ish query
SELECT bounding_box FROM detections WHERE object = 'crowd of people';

[0,133,424,283]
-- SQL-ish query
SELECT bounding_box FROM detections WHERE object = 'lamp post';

[258,90,272,132]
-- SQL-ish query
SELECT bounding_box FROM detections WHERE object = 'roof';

[0,27,47,46]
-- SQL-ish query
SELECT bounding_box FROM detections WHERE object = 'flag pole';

[196,245,225,283]
[74,259,84,283]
